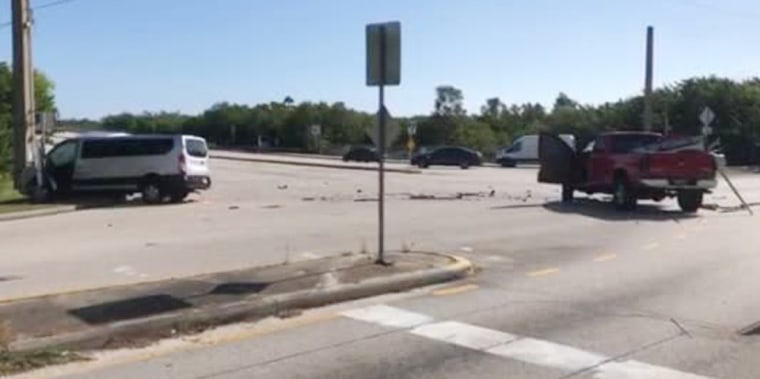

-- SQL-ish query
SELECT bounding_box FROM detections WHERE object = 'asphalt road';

[6,153,760,379]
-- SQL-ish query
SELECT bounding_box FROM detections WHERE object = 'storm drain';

[68,295,192,325]
[738,321,760,336]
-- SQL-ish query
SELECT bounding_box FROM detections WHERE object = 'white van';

[27,134,211,203]
[496,134,575,167]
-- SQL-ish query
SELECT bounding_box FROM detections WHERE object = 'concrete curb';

[210,154,422,175]
[0,205,77,222]
[10,254,472,352]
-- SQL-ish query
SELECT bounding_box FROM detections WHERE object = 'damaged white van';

[25,134,211,204]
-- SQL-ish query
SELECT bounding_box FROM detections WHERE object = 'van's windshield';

[185,139,208,158]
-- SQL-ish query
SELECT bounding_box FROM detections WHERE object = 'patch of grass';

[0,175,22,203]
[0,176,51,215]
[0,350,88,375]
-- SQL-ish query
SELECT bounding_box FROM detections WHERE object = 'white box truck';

[496,134,575,167]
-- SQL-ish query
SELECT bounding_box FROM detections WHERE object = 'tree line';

[87,77,760,165]
[4,72,760,178]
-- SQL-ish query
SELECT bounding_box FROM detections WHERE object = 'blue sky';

[2,0,759,119]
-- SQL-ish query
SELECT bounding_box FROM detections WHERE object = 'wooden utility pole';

[11,0,36,189]
[643,26,654,132]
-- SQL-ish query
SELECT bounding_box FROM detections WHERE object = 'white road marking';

[594,360,710,379]
[342,305,711,379]
[487,337,606,372]
[298,252,321,260]
[412,321,517,350]
[341,305,433,328]
[113,266,137,276]
[460,246,474,253]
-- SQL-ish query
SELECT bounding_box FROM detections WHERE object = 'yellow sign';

[406,137,416,152]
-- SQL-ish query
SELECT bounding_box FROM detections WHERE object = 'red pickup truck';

[538,132,717,212]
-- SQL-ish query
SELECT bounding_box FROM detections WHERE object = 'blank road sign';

[366,22,401,86]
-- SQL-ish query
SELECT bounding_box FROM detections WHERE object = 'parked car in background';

[497,134,575,167]
[538,132,717,212]
[24,134,211,204]
[411,146,482,169]
[342,146,379,162]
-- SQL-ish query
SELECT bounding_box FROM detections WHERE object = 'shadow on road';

[493,198,698,222]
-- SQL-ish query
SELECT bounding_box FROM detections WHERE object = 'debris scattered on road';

[302,197,316,202]
[228,205,240,210]
[262,204,282,209]
[277,184,288,190]
[277,308,303,319]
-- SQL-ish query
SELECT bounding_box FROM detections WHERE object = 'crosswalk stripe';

[411,321,517,350]
[341,305,711,379]
[340,304,433,329]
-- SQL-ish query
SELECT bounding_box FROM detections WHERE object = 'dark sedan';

[342,146,379,162]
[410,146,483,169]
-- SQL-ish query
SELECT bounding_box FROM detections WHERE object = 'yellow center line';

[593,254,617,262]
[432,283,479,296]
[642,242,660,251]
[527,268,560,277]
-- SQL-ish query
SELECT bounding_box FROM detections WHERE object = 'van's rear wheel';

[141,179,163,204]
[677,190,703,213]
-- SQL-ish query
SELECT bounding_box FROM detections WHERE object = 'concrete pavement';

[3,150,760,378]
[21,200,760,379]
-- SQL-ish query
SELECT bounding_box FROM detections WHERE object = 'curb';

[10,254,473,352]
[0,205,78,222]
[210,154,422,175]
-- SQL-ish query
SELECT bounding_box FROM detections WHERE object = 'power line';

[34,0,78,10]
[0,0,81,30]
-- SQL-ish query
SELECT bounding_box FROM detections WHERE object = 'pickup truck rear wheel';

[613,178,637,211]
[561,185,574,203]
[677,190,703,213]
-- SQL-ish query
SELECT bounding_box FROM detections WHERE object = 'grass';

[0,350,88,375]
[0,175,50,215]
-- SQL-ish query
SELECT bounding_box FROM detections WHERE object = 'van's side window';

[49,141,78,166]
[507,141,522,153]
[81,138,174,159]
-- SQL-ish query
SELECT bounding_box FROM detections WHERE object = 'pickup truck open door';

[538,133,582,185]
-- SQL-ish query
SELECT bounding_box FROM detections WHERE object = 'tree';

[434,85,465,117]
[0,64,56,176]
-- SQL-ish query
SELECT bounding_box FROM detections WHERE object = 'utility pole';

[643,26,654,132]
[11,0,36,190]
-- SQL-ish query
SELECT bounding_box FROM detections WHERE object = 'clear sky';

[1,0,759,119]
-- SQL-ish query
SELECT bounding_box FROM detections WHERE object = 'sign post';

[310,124,321,153]
[406,122,417,160]
[366,21,401,265]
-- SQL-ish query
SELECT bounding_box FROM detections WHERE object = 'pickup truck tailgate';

[644,150,716,180]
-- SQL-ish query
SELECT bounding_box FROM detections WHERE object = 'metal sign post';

[406,122,417,161]
[366,21,401,265]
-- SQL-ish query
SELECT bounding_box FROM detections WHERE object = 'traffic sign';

[406,136,416,152]
[700,107,715,127]
[368,106,399,148]
[407,122,417,136]
[310,124,321,137]
[366,22,401,86]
